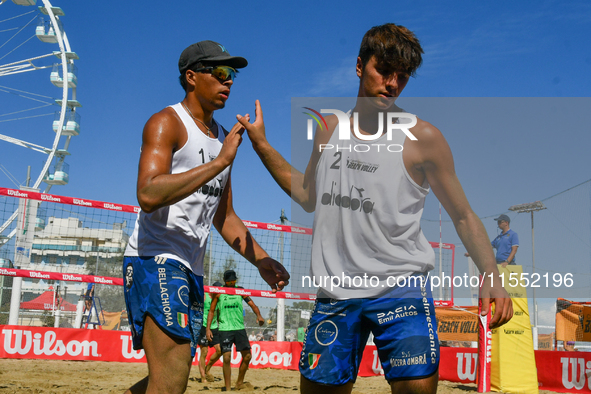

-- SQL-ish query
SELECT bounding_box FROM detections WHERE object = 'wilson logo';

[40,194,60,202]
[94,277,113,284]
[120,335,144,360]
[7,190,27,197]
[260,291,276,298]
[72,198,92,206]
[372,350,384,375]
[2,329,98,357]
[250,344,292,367]
[30,272,50,279]
[456,353,477,381]
[561,357,591,390]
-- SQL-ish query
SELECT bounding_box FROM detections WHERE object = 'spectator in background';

[249,330,257,341]
[465,214,519,268]
[491,214,519,267]
[84,282,94,312]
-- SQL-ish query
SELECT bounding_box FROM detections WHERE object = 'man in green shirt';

[197,281,223,382]
[206,270,265,391]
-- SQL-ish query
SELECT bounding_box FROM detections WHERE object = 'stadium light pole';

[508,200,546,350]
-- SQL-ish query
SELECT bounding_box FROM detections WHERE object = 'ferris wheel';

[0,0,79,239]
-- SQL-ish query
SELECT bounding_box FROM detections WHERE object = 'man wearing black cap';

[122,41,289,394]
[206,270,265,391]
[491,214,519,267]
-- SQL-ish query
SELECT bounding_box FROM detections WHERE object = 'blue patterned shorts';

[299,276,439,385]
[123,256,204,357]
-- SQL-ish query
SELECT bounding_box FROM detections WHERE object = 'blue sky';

[1,1,591,320]
[1,0,590,218]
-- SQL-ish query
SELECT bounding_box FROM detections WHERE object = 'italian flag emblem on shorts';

[308,353,321,369]
[177,312,188,328]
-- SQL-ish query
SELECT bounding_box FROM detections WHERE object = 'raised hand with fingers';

[236,100,267,147]
[218,114,250,166]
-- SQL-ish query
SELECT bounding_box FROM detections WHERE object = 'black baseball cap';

[223,270,238,282]
[494,214,510,223]
[178,41,248,73]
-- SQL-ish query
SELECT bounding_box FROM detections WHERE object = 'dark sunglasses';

[195,65,238,81]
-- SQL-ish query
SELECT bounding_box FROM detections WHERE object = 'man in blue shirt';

[491,214,519,267]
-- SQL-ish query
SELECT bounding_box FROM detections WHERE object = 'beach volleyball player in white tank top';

[238,24,513,394]
[121,41,289,394]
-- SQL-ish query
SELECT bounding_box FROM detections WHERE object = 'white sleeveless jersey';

[311,114,435,298]
[125,103,231,274]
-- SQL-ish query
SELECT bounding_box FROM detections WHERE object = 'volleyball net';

[0,187,458,333]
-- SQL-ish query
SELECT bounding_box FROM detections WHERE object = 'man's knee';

[222,351,232,364]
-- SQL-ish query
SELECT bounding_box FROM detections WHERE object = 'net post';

[477,284,492,393]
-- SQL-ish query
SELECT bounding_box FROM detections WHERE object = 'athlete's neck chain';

[182,101,212,137]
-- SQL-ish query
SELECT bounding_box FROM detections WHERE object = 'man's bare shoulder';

[144,107,182,133]
[404,116,453,169]
[410,117,445,145]
[142,106,186,148]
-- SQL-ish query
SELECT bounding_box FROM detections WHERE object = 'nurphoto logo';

[303,107,418,153]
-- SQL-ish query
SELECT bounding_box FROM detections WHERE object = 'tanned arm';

[237,100,335,212]
[405,119,513,329]
[136,109,248,213]
[213,176,290,292]
[206,295,220,341]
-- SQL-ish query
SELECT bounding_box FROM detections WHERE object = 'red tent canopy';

[20,291,77,312]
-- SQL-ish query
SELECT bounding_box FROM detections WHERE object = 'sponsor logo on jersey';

[315,320,338,346]
[390,353,428,367]
[177,313,188,328]
[158,267,173,326]
[346,158,379,173]
[178,285,189,307]
[308,353,321,369]
[200,178,224,198]
[125,263,133,289]
[321,182,374,214]
[421,285,438,364]
[377,305,418,324]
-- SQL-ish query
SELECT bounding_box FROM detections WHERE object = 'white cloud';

[302,58,359,97]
